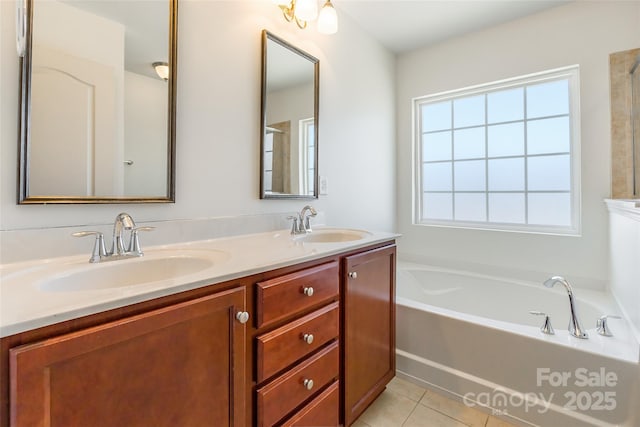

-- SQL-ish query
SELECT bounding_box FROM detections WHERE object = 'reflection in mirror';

[18,0,177,203]
[260,30,319,199]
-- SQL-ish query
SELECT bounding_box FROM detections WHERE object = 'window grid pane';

[416,68,578,233]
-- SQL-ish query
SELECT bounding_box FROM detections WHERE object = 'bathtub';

[395,262,640,427]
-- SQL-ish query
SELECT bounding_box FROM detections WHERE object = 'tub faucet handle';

[596,315,621,337]
[529,311,555,335]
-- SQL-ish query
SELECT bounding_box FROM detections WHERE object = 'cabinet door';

[10,287,247,427]
[343,245,396,426]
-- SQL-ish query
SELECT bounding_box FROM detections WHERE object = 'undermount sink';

[294,228,371,243]
[37,250,228,292]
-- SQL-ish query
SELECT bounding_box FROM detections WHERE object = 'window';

[414,66,581,235]
[300,118,315,196]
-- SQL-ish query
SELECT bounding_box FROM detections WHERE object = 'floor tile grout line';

[416,396,488,427]
[386,381,427,403]
[404,401,480,427]
[366,378,518,427]
[392,382,471,426]
[400,400,420,427]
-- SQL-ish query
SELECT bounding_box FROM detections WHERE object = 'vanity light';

[152,61,169,81]
[317,0,338,35]
[294,0,318,21]
[275,0,338,34]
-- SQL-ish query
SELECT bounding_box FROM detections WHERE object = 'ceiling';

[336,0,571,53]
[60,0,169,79]
[53,0,572,78]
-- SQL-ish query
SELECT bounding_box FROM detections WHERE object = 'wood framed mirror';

[17,0,178,204]
[260,30,319,199]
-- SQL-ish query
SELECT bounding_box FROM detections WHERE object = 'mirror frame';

[17,0,178,204]
[260,30,319,200]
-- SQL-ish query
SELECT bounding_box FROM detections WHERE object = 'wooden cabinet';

[343,245,396,426]
[1,240,396,427]
[9,286,247,427]
[254,263,341,426]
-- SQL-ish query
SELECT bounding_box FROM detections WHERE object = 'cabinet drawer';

[256,302,339,382]
[281,381,340,427]
[256,342,339,427]
[256,261,339,328]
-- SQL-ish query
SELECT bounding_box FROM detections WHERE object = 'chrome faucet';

[543,276,588,339]
[288,205,318,235]
[529,311,555,335]
[73,212,154,263]
[299,205,317,232]
[111,212,135,256]
[596,315,621,337]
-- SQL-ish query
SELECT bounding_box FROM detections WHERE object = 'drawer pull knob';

[235,311,250,324]
[303,379,314,390]
[303,286,314,297]
[348,271,358,279]
[302,333,314,344]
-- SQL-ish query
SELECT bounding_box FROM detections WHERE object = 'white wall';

[0,2,395,239]
[608,201,640,338]
[396,1,640,289]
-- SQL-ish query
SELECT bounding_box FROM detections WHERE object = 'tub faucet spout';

[543,276,588,339]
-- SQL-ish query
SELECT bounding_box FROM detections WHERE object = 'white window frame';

[299,118,315,196]
[412,65,581,235]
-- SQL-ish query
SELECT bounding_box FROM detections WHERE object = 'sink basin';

[294,228,371,243]
[37,250,227,292]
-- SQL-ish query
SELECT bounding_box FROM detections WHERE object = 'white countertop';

[0,227,397,338]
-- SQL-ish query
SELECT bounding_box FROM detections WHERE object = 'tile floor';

[353,377,518,427]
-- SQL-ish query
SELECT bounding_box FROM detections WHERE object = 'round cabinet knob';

[302,286,314,297]
[348,271,358,279]
[235,311,250,324]
[303,379,314,390]
[302,333,314,344]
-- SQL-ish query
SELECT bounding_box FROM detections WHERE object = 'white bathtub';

[395,262,640,427]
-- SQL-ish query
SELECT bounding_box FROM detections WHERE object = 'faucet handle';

[72,231,107,263]
[529,311,555,335]
[596,315,621,336]
[287,215,299,235]
[129,226,155,256]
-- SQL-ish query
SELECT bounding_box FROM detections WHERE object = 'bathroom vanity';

[0,229,396,426]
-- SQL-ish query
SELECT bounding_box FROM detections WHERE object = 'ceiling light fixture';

[153,61,169,81]
[275,0,338,34]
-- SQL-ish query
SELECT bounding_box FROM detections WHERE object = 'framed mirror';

[17,0,178,204]
[260,30,319,199]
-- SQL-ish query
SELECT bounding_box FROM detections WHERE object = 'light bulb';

[295,0,318,22]
[317,0,337,34]
[153,62,169,81]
